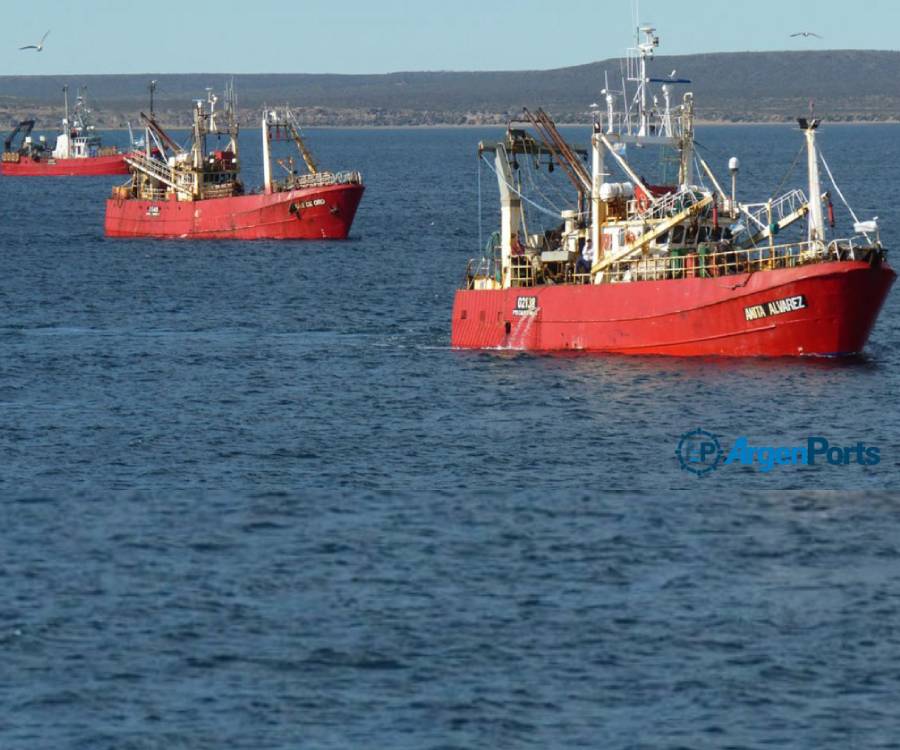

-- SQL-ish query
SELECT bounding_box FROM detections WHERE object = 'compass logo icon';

[676,429,724,477]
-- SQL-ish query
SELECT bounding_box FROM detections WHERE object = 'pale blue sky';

[2,0,898,75]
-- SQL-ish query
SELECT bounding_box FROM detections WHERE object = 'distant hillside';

[2,50,900,127]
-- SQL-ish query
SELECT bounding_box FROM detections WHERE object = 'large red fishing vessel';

[105,86,364,240]
[452,26,894,357]
[1,86,129,176]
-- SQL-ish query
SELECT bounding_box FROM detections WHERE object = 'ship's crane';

[4,120,35,153]
[139,112,185,155]
[522,108,592,196]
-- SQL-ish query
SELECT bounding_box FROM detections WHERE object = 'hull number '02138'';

[745,295,808,322]
[514,296,538,317]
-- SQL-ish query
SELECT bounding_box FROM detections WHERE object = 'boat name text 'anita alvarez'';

[744,296,808,322]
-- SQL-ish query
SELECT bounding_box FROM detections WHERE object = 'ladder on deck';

[125,152,192,197]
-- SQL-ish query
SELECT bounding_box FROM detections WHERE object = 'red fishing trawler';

[1,86,129,176]
[452,26,894,357]
[105,86,364,240]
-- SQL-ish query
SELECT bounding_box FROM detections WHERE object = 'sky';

[2,0,899,76]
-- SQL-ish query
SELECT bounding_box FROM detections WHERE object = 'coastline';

[35,119,900,131]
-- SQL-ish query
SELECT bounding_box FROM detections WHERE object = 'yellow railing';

[509,255,537,287]
[598,240,869,283]
[276,170,363,192]
[463,238,880,290]
[200,184,238,199]
[137,188,167,201]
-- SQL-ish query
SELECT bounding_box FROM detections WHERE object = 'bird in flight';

[20,30,50,51]
[790,31,823,39]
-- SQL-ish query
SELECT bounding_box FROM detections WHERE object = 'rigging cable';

[480,153,577,220]
[522,152,565,216]
[819,150,874,244]
[694,138,763,184]
[768,143,806,203]
[693,155,707,192]
[818,150,862,226]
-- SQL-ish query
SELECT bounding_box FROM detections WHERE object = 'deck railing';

[740,189,808,233]
[464,238,880,289]
[630,187,704,221]
[276,170,363,191]
[598,239,872,283]
[137,187,167,201]
[200,184,238,199]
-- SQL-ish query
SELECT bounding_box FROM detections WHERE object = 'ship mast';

[629,25,659,137]
[591,124,605,258]
[800,117,825,244]
[263,110,273,194]
[496,147,522,289]
[262,107,320,195]
[678,93,694,187]
[192,97,205,169]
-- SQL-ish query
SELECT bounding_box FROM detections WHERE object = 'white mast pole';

[635,0,642,129]
[606,92,615,134]
[496,147,522,289]
[591,125,604,266]
[679,93,695,187]
[637,3,642,132]
[262,111,272,195]
[802,118,825,244]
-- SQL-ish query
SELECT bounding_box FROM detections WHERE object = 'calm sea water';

[2,125,900,747]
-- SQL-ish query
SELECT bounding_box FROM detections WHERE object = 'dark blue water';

[2,125,900,747]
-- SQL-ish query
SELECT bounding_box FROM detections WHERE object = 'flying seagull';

[20,30,50,51]
[790,31,823,39]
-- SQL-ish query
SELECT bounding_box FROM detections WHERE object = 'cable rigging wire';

[818,151,862,226]
[818,150,876,243]
[521,153,565,217]
[480,153,574,221]
[767,143,806,203]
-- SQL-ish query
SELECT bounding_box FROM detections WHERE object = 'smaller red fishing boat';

[1,86,129,176]
[105,86,364,240]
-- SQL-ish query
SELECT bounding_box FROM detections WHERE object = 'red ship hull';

[0,153,130,176]
[104,183,364,240]
[452,260,896,357]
